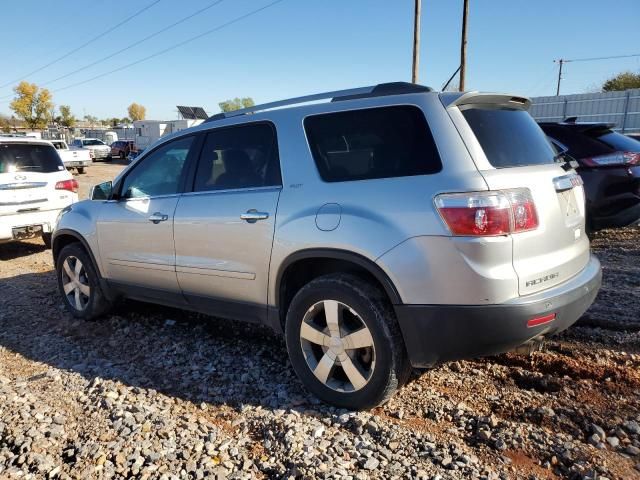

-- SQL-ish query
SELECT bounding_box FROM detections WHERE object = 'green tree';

[602,71,640,92]
[59,105,76,128]
[9,81,54,129]
[127,103,146,121]
[218,97,255,112]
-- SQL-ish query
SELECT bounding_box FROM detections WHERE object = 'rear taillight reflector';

[55,179,79,193]
[527,313,556,328]
[435,188,539,236]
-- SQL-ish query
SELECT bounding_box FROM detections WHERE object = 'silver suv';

[52,83,601,410]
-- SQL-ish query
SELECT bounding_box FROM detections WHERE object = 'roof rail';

[204,82,433,123]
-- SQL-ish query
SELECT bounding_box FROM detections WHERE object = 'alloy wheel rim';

[61,256,91,311]
[300,300,376,392]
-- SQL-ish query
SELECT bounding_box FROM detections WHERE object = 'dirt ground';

[0,161,638,479]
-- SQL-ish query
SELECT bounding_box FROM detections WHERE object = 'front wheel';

[56,243,112,320]
[285,274,410,410]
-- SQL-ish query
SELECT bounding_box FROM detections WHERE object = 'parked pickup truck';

[51,140,92,174]
[70,138,111,161]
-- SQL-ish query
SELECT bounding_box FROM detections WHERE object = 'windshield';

[595,131,640,152]
[83,139,105,146]
[0,143,64,173]
[462,107,556,168]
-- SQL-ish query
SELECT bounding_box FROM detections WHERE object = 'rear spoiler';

[439,91,531,110]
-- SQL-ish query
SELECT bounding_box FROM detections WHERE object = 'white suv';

[0,137,78,248]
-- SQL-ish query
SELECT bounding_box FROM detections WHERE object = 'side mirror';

[90,181,113,200]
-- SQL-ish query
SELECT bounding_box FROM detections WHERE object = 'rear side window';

[463,108,556,168]
[541,125,612,159]
[193,123,281,192]
[596,131,640,152]
[0,143,64,173]
[304,106,441,182]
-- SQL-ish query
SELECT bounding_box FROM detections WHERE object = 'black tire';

[42,233,52,249]
[77,167,85,174]
[56,243,112,320]
[285,273,410,410]
[120,151,125,160]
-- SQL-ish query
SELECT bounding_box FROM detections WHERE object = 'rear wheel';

[56,243,112,320]
[42,233,52,249]
[285,274,410,410]
[120,151,125,160]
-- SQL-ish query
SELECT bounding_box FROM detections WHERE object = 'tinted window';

[540,125,613,159]
[463,108,556,168]
[0,143,64,173]
[193,123,280,192]
[83,139,104,146]
[596,131,640,152]
[304,106,441,182]
[121,136,194,199]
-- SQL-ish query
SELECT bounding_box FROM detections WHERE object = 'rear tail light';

[435,188,539,236]
[55,179,79,193]
[582,151,640,167]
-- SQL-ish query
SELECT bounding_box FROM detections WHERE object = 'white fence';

[530,89,640,133]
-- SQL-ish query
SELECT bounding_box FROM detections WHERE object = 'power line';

[0,0,161,89]
[563,53,640,63]
[49,0,286,95]
[553,53,640,96]
[40,0,226,88]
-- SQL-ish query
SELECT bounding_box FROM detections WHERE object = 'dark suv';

[539,121,640,230]
[110,140,136,160]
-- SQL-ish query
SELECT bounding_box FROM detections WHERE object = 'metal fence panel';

[529,89,640,133]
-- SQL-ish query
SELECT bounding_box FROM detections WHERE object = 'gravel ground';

[0,162,639,479]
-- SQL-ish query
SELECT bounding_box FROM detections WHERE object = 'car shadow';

[0,240,48,261]
[0,270,317,411]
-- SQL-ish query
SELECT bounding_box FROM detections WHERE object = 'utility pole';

[411,0,421,84]
[555,59,565,96]
[459,0,469,91]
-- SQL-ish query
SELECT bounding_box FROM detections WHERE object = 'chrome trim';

[553,173,582,192]
[0,198,47,206]
[181,185,282,197]
[0,182,48,190]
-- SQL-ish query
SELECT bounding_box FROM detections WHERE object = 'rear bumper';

[64,160,91,168]
[0,208,66,242]
[394,255,602,367]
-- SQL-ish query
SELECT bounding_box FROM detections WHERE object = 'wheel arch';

[53,229,100,272]
[275,249,402,329]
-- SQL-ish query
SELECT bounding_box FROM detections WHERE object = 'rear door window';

[193,123,281,192]
[0,143,64,173]
[462,108,556,168]
[304,105,441,182]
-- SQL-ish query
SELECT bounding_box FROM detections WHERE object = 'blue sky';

[0,0,638,120]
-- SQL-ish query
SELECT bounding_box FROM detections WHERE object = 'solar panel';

[177,106,208,120]
[192,107,208,119]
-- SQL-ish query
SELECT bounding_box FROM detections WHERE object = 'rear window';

[0,143,64,173]
[596,131,640,152]
[462,108,556,168]
[304,106,442,182]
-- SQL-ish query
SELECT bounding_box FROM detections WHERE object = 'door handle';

[240,209,269,223]
[148,212,169,224]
